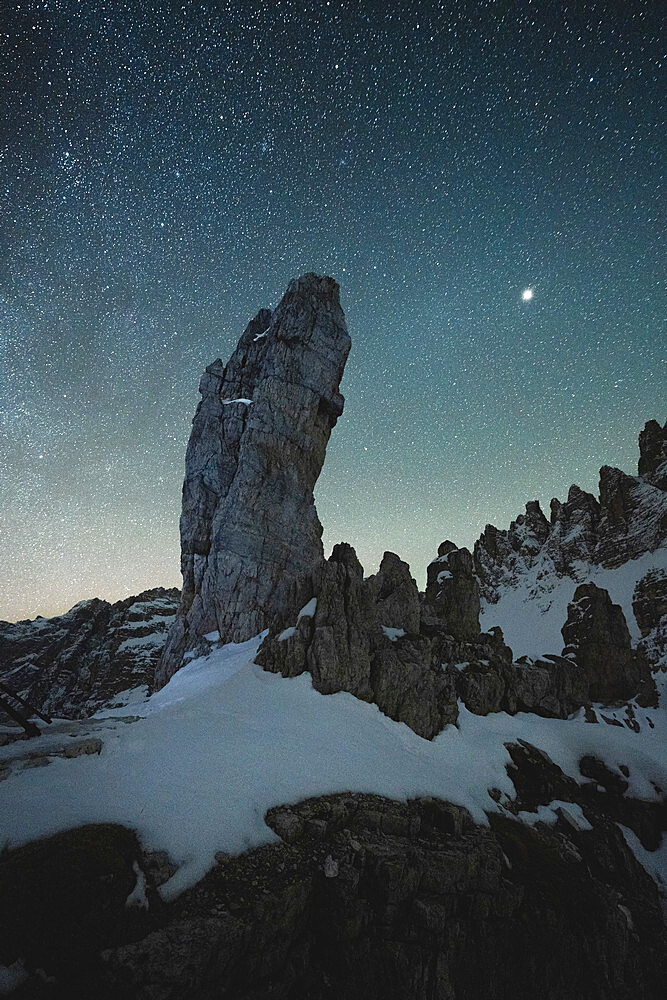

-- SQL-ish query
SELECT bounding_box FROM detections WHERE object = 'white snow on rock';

[381,626,406,642]
[619,824,667,893]
[0,634,665,902]
[480,548,667,659]
[517,800,593,831]
[221,398,253,405]
[297,598,317,620]
[116,632,166,654]
[125,860,150,910]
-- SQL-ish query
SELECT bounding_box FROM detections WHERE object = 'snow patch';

[0,632,664,902]
[381,626,405,642]
[480,548,667,659]
[116,632,165,653]
[517,800,593,831]
[125,860,149,909]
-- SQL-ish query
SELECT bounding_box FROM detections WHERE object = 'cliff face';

[156,274,351,688]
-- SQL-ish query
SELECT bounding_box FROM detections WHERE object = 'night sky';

[1,0,664,621]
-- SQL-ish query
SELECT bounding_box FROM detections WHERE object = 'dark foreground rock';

[0,588,179,720]
[3,783,664,1000]
[157,274,351,687]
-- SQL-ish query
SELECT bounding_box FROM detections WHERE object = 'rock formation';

[4,783,665,1000]
[639,418,667,486]
[0,588,179,720]
[156,274,351,688]
[256,545,458,740]
[561,583,655,705]
[632,569,667,639]
[475,419,667,601]
[634,569,667,672]
[423,541,481,640]
[257,541,606,737]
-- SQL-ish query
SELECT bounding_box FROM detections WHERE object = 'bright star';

[521,288,534,301]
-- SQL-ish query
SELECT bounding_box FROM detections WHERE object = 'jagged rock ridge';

[474,419,667,602]
[258,539,656,739]
[157,274,351,687]
[0,588,179,721]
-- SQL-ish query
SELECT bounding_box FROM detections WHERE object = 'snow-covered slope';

[480,549,667,659]
[475,419,667,661]
[1,632,665,900]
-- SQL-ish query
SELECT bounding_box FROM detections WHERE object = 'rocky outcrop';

[367,551,421,634]
[633,569,667,638]
[0,589,179,720]
[257,542,604,736]
[475,420,667,603]
[561,583,656,705]
[639,418,667,486]
[4,785,664,1000]
[454,645,590,720]
[157,274,351,688]
[256,544,458,740]
[633,568,667,673]
[424,542,480,640]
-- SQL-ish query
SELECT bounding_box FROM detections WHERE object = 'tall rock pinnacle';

[156,274,351,687]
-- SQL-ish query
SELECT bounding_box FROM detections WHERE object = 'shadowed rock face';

[157,274,351,687]
[639,418,667,485]
[8,787,664,1000]
[561,583,655,705]
[256,544,458,740]
[424,541,481,640]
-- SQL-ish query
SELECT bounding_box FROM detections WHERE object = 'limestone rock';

[474,421,667,604]
[634,568,667,672]
[561,583,655,704]
[157,274,351,687]
[595,463,667,567]
[424,541,480,640]
[638,418,667,485]
[256,544,457,740]
[633,569,667,638]
[367,551,421,634]
[0,588,179,720]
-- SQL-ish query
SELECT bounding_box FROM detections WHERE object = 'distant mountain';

[0,588,179,720]
[474,419,666,664]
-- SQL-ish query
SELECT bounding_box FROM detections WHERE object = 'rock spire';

[156,274,351,687]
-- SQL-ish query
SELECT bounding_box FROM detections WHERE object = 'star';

[521,288,534,302]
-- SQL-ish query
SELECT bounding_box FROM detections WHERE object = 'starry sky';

[1,0,664,621]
